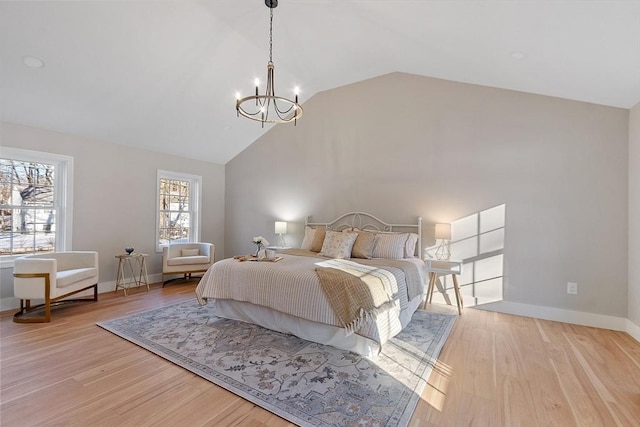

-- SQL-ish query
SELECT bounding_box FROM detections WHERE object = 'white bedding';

[194,251,426,355]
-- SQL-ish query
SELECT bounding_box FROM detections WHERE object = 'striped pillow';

[372,232,408,259]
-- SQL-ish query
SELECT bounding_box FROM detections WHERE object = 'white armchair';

[13,251,99,323]
[162,242,214,286]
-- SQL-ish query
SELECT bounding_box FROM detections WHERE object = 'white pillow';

[404,233,419,258]
[300,226,317,250]
[319,230,358,259]
[181,248,200,257]
[372,233,407,259]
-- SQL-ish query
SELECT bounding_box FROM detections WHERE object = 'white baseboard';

[0,296,19,313]
[477,300,640,341]
[0,273,164,313]
[626,319,640,342]
[477,301,639,342]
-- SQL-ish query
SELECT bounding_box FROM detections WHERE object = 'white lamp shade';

[275,221,287,234]
[435,223,451,240]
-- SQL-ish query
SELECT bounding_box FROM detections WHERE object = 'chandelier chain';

[269,7,273,63]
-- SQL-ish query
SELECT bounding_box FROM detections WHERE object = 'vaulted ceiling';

[1,1,639,164]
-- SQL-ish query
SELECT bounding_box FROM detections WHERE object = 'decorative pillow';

[181,248,200,257]
[310,226,326,252]
[404,233,419,258]
[351,230,375,259]
[372,232,408,259]
[319,230,358,259]
[300,226,317,250]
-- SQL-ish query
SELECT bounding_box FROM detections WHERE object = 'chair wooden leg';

[44,294,52,322]
[13,281,97,323]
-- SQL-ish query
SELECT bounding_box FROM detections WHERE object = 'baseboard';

[626,319,640,342]
[0,273,164,313]
[477,300,634,337]
[0,297,19,313]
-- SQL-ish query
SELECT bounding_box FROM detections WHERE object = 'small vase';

[255,244,262,258]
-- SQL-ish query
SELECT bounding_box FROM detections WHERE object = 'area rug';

[98,300,456,427]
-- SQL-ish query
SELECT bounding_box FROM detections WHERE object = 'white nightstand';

[424,258,463,314]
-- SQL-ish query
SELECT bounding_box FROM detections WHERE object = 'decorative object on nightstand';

[435,223,451,260]
[275,221,287,247]
[125,247,134,255]
[424,258,463,315]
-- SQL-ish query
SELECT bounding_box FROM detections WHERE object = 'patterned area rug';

[98,300,456,427]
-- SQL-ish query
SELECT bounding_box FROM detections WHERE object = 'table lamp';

[435,223,451,260]
[275,221,287,247]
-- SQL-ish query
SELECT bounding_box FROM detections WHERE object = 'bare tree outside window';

[0,158,56,255]
[158,178,191,246]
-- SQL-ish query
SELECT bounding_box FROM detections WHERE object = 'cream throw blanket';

[315,259,398,335]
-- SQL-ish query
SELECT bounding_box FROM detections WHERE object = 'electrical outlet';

[567,282,578,295]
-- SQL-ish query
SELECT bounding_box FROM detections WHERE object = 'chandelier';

[235,0,303,127]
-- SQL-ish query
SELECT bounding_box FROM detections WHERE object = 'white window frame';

[0,147,74,268]
[156,170,202,252]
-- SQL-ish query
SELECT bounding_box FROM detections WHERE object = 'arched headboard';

[306,212,422,258]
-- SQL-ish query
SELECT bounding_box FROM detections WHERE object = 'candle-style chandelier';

[235,0,303,127]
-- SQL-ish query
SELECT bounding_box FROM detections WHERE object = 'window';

[0,148,73,264]
[156,170,201,251]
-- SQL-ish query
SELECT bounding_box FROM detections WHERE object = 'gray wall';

[0,122,225,307]
[630,102,640,327]
[225,72,629,318]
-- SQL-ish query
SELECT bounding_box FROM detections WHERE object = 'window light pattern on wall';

[431,204,506,308]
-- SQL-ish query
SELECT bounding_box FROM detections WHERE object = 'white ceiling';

[1,1,639,164]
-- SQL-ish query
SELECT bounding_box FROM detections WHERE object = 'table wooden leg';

[116,259,127,296]
[141,258,150,292]
[452,274,463,315]
[428,273,437,303]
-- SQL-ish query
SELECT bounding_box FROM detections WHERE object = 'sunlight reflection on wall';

[431,204,505,307]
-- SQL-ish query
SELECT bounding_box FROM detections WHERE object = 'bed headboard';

[305,212,422,259]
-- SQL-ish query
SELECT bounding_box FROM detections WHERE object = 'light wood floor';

[1,283,639,426]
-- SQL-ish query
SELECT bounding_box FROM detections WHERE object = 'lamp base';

[435,240,450,260]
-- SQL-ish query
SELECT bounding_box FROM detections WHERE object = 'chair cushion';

[167,256,210,266]
[57,268,98,288]
[181,248,200,256]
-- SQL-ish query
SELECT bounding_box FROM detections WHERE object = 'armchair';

[162,242,214,286]
[13,251,99,323]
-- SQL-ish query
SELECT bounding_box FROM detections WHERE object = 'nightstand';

[424,258,463,314]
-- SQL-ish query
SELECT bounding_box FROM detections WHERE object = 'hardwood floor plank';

[1,285,639,426]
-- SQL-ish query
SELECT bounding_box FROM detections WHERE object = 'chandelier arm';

[273,102,295,115]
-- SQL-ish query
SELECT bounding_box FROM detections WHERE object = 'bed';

[195,212,426,357]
